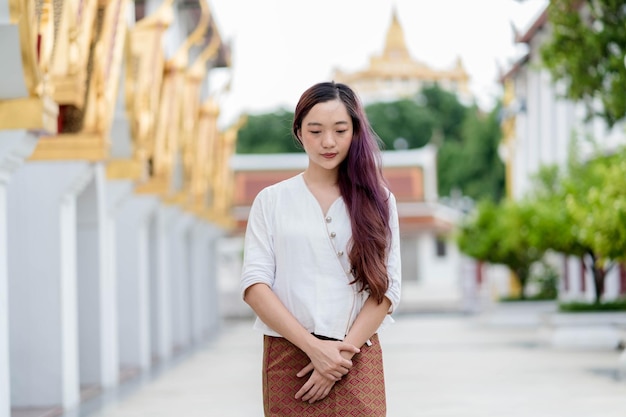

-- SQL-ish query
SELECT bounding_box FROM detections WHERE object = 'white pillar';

[0,130,38,417]
[8,161,92,409]
[150,205,177,362]
[205,225,223,334]
[114,189,158,372]
[171,212,193,351]
[76,164,119,390]
[189,222,222,342]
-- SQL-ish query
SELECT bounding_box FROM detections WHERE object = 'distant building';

[499,6,626,302]
[332,8,471,104]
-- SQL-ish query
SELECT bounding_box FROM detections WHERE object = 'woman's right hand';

[304,339,360,380]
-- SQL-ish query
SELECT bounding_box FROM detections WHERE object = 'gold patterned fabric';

[262,334,386,417]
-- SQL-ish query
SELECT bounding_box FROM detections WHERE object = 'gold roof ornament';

[333,6,471,103]
[30,0,130,161]
[138,0,212,198]
[381,7,411,63]
[107,0,176,181]
[0,0,58,132]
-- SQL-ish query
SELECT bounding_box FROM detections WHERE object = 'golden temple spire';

[382,6,410,61]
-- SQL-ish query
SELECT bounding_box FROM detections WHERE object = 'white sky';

[206,0,549,127]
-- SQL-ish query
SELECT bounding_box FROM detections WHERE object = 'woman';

[240,81,401,416]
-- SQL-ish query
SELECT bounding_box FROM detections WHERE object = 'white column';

[171,212,193,351]
[115,189,158,371]
[205,225,223,334]
[0,172,7,417]
[0,130,38,417]
[150,205,177,362]
[8,161,92,409]
[76,165,119,390]
[189,222,222,342]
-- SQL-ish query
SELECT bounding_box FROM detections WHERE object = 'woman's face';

[298,99,353,173]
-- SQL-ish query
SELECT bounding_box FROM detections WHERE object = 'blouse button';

[325,216,332,223]
[330,232,336,238]
[337,250,344,256]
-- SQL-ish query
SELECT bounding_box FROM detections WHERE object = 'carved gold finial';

[382,5,410,61]
[169,0,211,69]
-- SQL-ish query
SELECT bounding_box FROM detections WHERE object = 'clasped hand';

[294,340,360,403]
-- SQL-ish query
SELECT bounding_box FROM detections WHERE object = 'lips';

[322,153,337,159]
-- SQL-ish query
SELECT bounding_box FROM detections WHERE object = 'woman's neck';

[303,166,338,188]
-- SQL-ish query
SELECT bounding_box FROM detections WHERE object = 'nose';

[322,132,335,148]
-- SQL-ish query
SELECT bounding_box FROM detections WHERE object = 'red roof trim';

[516,8,548,44]
[499,53,530,83]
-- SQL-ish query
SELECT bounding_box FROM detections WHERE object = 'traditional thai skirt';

[262,333,386,417]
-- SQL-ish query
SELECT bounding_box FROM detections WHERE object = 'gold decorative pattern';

[48,0,99,107]
[207,115,245,227]
[138,0,211,197]
[30,0,130,161]
[0,0,58,132]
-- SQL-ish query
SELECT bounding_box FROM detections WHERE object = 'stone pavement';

[86,313,626,417]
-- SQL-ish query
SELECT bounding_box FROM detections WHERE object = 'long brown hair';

[293,82,391,304]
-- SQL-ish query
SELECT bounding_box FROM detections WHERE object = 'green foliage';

[456,199,546,298]
[438,105,505,201]
[559,298,626,312]
[530,261,559,300]
[420,84,468,142]
[365,99,435,150]
[236,109,299,154]
[541,0,626,127]
[568,152,626,263]
[526,143,626,304]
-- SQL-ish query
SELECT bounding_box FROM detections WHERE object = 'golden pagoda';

[333,7,470,103]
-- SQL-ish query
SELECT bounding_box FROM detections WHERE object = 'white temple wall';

[0,130,40,417]
[8,161,93,408]
[114,189,158,372]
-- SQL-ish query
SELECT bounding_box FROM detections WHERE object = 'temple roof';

[381,7,412,62]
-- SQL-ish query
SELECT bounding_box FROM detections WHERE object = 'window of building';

[435,236,447,258]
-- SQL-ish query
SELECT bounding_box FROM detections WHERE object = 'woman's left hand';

[294,368,335,403]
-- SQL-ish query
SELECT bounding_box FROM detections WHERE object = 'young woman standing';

[240,81,401,416]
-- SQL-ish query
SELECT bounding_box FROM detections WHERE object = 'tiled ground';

[79,312,626,417]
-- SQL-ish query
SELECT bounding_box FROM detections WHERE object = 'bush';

[558,299,626,312]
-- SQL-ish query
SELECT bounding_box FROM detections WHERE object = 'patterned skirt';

[262,333,386,417]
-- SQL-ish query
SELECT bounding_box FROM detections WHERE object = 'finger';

[314,385,332,403]
[338,361,352,373]
[302,384,319,402]
[309,385,328,404]
[295,381,312,400]
[296,363,314,378]
[339,342,360,354]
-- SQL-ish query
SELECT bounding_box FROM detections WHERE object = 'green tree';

[438,104,505,201]
[420,84,468,142]
[365,99,435,150]
[457,199,545,299]
[541,0,626,127]
[528,147,626,304]
[236,109,299,154]
[564,151,626,303]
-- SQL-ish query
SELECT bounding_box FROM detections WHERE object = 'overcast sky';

[206,0,548,127]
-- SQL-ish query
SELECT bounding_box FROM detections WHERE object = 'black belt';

[312,333,341,341]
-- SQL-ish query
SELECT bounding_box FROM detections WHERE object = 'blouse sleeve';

[240,189,276,298]
[385,192,402,313]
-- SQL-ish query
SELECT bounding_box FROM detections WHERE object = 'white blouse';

[240,173,402,341]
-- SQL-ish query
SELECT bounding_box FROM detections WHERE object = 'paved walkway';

[88,313,626,417]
